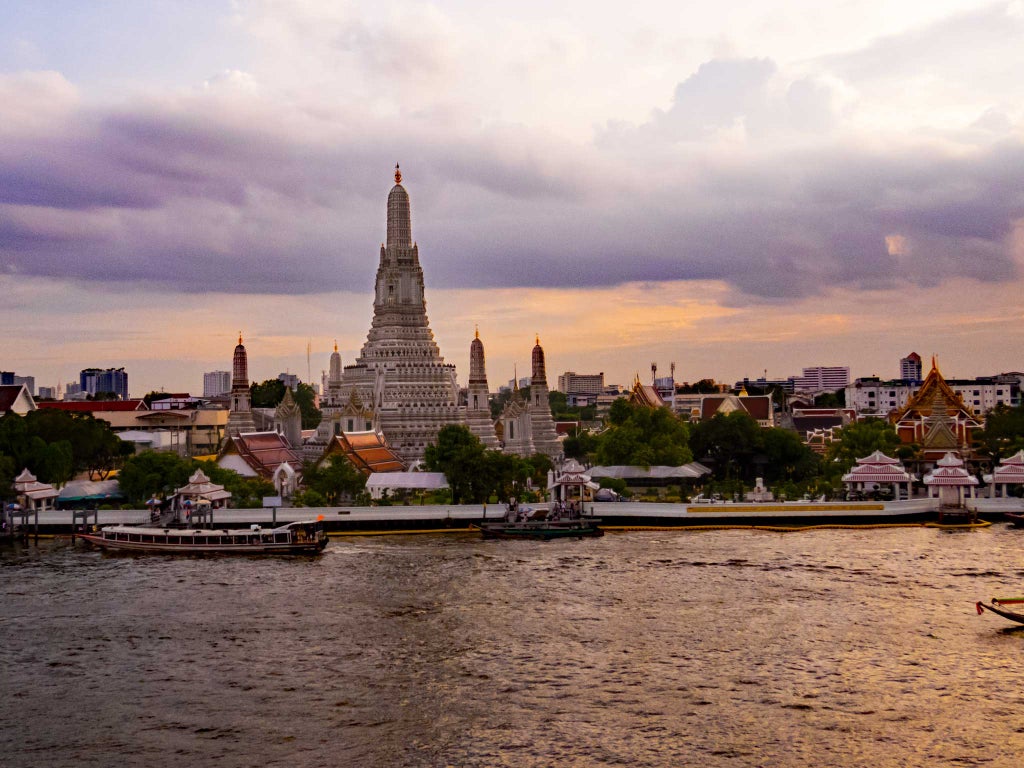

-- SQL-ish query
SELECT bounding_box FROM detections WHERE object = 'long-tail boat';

[976,597,1024,624]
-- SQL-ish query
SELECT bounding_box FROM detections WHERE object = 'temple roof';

[628,375,666,408]
[320,430,407,476]
[892,358,976,423]
[699,394,771,421]
[223,432,303,479]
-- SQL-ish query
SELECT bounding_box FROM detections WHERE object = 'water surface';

[3,526,1024,766]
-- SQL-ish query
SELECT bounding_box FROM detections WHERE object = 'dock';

[5,496,1022,539]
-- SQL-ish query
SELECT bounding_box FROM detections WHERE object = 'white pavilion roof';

[855,451,902,465]
[175,468,231,500]
[924,467,978,487]
[12,468,60,500]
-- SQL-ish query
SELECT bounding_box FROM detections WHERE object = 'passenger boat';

[976,597,1024,624]
[78,520,328,555]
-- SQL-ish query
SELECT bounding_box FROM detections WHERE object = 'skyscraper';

[80,367,128,400]
[203,370,231,397]
[900,352,922,382]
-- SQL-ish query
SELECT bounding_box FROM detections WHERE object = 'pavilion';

[983,450,1024,498]
[923,452,979,509]
[11,469,60,511]
[841,451,914,500]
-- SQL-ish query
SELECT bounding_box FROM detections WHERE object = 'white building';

[557,371,604,396]
[793,366,850,392]
[847,375,1019,417]
[203,370,231,398]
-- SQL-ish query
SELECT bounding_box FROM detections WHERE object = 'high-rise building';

[793,366,850,391]
[203,370,231,398]
[900,352,922,382]
[80,367,128,400]
[37,386,56,400]
[277,373,300,391]
[0,372,15,385]
[558,371,605,396]
[13,375,35,396]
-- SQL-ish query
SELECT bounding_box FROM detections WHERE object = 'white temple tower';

[466,329,499,449]
[226,333,257,438]
[528,336,561,460]
[330,166,464,463]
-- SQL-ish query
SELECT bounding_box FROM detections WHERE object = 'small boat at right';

[1004,511,1024,528]
[976,597,1024,624]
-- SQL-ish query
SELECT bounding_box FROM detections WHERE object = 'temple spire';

[387,164,412,249]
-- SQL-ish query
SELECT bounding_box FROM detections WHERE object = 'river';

[2,525,1024,767]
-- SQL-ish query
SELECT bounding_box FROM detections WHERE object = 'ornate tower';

[330,166,464,463]
[274,387,303,449]
[529,336,562,460]
[466,329,499,448]
[226,333,257,438]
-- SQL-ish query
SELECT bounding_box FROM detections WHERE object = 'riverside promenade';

[11,496,1024,537]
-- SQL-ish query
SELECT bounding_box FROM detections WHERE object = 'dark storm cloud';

[1,70,1022,300]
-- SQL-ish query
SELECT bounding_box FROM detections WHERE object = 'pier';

[5,496,1022,539]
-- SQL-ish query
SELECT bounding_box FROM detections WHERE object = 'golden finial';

[394,163,402,184]
[475,325,479,340]
[238,331,243,345]
[334,339,338,352]
[535,333,540,346]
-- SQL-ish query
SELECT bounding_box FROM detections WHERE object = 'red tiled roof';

[322,431,406,476]
[227,432,303,479]
[0,385,25,412]
[39,400,145,412]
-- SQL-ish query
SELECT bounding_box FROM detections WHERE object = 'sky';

[2,0,1023,396]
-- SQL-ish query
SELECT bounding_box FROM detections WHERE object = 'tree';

[824,419,901,473]
[424,425,537,503]
[293,383,323,429]
[814,389,846,408]
[688,411,761,480]
[563,430,599,461]
[250,379,322,429]
[760,427,820,484]
[0,410,131,485]
[250,379,286,408]
[974,404,1024,462]
[678,378,719,394]
[302,457,367,503]
[424,425,487,503]
[118,451,194,504]
[594,400,693,467]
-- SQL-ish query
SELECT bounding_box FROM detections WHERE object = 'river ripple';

[3,526,1024,767]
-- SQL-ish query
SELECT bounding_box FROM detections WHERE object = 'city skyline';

[2,2,1022,395]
